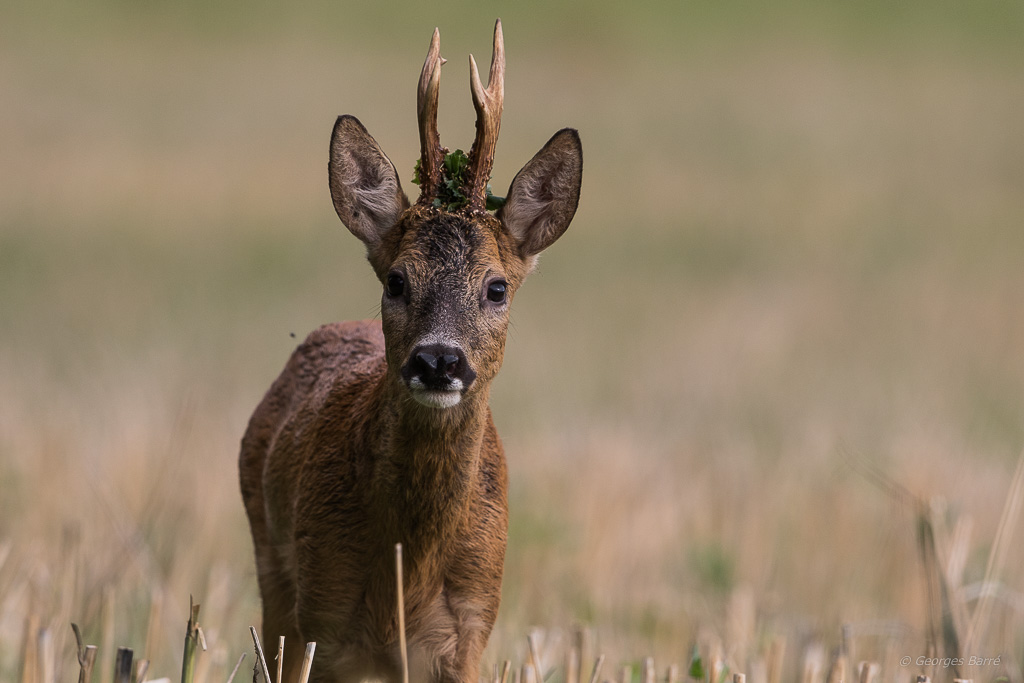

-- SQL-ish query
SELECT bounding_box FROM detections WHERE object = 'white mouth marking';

[407,377,464,409]
[410,388,463,409]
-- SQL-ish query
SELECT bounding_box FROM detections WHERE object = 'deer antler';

[464,19,505,212]
[416,28,447,205]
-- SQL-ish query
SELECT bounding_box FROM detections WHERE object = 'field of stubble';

[1,1,1023,681]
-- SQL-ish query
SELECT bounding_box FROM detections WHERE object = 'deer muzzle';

[400,342,477,408]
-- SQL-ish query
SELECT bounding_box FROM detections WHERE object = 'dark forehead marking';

[412,212,489,267]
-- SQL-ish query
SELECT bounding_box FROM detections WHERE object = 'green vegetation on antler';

[412,150,505,212]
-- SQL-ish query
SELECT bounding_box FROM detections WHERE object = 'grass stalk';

[145,588,163,668]
[100,587,115,683]
[113,647,133,683]
[642,657,655,683]
[277,636,285,683]
[225,653,246,683]
[587,655,606,683]
[396,543,409,683]
[135,659,150,683]
[297,642,316,683]
[565,644,580,683]
[181,598,203,683]
[857,661,876,683]
[711,657,725,683]
[825,649,845,683]
[527,631,543,680]
[37,627,54,683]
[963,451,1024,659]
[916,502,961,679]
[250,627,272,683]
[800,644,824,683]
[20,614,39,683]
[72,623,98,683]
[575,628,592,683]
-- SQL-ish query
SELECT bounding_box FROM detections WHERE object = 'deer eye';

[486,281,507,304]
[386,273,405,298]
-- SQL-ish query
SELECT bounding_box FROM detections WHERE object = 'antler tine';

[417,28,446,205]
[465,18,505,212]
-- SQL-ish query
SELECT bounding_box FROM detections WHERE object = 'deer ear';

[329,115,410,246]
[498,128,583,257]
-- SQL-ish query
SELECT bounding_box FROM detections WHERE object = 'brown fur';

[239,25,582,683]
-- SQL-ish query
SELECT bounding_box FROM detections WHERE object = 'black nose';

[402,343,476,390]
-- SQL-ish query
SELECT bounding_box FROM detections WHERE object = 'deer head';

[327,20,582,411]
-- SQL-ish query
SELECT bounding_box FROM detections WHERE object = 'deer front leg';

[420,585,497,683]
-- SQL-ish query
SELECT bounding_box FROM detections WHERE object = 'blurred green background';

[2,0,1023,680]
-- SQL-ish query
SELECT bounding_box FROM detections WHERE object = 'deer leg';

[250,543,302,683]
[431,600,493,683]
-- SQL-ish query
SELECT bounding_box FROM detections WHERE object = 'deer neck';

[369,374,491,558]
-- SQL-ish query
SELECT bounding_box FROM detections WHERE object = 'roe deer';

[239,20,582,683]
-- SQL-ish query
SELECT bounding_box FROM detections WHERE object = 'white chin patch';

[410,389,463,409]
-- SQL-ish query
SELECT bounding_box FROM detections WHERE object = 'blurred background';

[2,0,1023,681]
